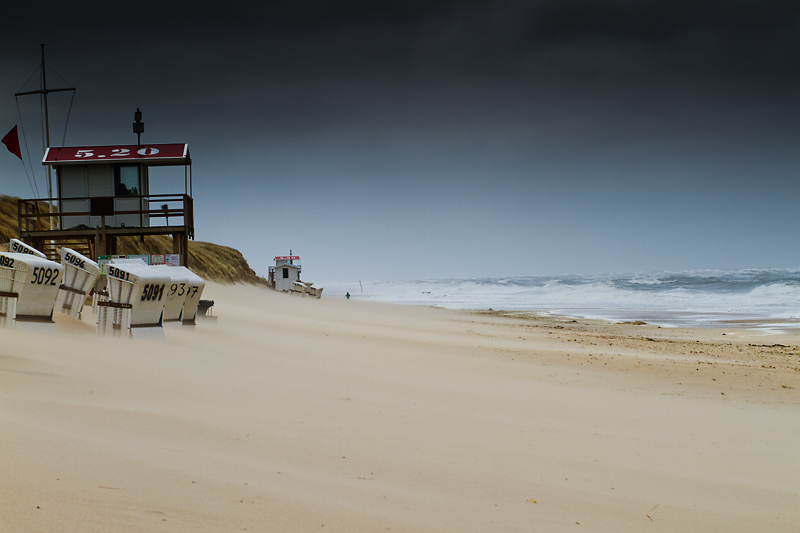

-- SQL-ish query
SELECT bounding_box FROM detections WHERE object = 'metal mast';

[15,44,76,229]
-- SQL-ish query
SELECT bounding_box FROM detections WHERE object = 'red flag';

[2,126,22,160]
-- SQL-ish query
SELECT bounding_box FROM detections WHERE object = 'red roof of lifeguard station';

[43,143,189,166]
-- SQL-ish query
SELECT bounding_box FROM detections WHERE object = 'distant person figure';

[346,292,350,300]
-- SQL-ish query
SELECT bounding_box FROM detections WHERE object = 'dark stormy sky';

[2,1,800,282]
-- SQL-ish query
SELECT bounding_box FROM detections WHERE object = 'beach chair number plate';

[31,267,60,286]
[141,284,165,302]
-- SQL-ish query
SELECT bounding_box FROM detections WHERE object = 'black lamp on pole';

[133,108,144,148]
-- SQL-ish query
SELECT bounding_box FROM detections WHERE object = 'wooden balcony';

[17,194,194,266]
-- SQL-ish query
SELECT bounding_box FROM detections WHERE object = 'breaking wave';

[325,269,800,328]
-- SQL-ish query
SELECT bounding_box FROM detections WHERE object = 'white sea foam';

[324,269,800,328]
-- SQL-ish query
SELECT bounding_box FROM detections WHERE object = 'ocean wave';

[626,276,669,285]
[323,268,800,327]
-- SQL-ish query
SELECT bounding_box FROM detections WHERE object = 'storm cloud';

[2,1,800,280]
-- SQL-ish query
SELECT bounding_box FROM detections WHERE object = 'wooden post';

[96,225,106,256]
[32,237,44,255]
[172,232,189,268]
[101,215,107,255]
[183,233,189,268]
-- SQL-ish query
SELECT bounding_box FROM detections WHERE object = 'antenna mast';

[15,44,76,229]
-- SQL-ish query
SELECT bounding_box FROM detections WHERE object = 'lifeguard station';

[269,255,302,292]
[267,253,323,298]
[16,110,194,267]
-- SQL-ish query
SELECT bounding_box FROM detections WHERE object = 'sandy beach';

[2,282,798,532]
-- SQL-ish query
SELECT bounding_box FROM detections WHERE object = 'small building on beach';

[267,254,323,298]
[270,255,301,292]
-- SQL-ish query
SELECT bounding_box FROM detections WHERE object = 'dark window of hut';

[283,268,289,279]
[114,165,139,196]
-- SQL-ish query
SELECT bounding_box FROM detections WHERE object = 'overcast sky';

[2,1,800,282]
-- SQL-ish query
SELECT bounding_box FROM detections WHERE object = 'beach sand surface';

[2,283,798,532]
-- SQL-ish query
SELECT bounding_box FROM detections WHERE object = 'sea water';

[325,269,800,329]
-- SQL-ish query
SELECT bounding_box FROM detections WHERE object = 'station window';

[283,268,289,279]
[114,165,139,196]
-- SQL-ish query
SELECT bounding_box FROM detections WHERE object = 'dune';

[1,283,798,532]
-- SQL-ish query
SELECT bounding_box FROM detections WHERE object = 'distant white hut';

[267,253,322,298]
[270,255,301,292]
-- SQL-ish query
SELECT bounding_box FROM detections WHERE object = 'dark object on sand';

[197,299,215,317]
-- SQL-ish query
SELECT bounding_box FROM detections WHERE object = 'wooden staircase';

[40,238,95,262]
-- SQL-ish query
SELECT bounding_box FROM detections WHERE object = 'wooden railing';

[17,194,194,238]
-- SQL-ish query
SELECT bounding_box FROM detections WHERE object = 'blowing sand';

[2,283,798,532]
